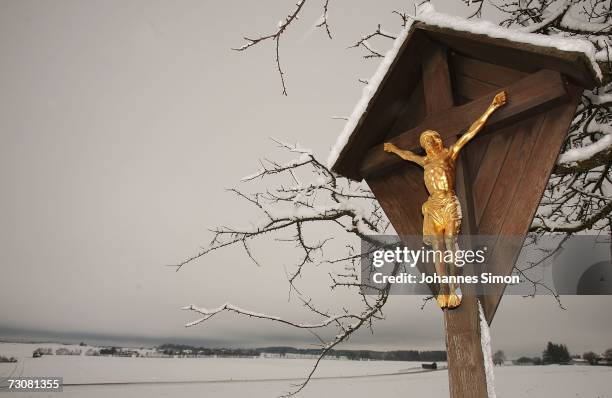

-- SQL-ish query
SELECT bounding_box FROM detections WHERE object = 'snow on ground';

[0,355,420,384]
[1,343,610,398]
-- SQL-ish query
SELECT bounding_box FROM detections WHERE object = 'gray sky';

[1,0,611,358]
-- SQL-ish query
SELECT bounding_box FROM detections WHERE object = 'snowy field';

[1,343,610,397]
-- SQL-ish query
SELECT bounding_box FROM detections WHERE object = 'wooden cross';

[330,22,595,398]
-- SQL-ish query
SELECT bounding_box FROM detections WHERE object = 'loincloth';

[422,192,462,244]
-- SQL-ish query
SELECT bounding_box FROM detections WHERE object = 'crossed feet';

[436,286,462,310]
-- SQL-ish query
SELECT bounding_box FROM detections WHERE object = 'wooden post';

[422,42,489,398]
[444,296,488,398]
[445,156,488,398]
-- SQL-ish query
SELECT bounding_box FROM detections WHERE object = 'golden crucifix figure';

[384,91,507,310]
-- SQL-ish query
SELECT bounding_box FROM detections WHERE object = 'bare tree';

[177,139,405,396]
[582,350,600,364]
[493,349,506,365]
[491,0,611,237]
[605,347,612,362]
[177,1,611,395]
[488,0,612,298]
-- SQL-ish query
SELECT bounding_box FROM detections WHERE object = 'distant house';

[116,350,140,357]
[180,349,195,358]
[260,352,282,359]
[284,353,319,360]
[259,352,344,360]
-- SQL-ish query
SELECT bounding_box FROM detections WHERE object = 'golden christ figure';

[384,91,507,310]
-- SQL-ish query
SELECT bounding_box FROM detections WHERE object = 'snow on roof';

[325,19,413,170]
[416,3,601,77]
[326,3,603,170]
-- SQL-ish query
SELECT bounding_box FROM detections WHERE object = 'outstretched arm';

[450,91,507,161]
[384,142,426,167]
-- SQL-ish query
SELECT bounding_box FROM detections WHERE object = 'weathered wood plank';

[360,69,568,178]
[450,53,526,102]
[472,128,514,227]
[466,133,491,183]
[454,75,499,102]
[456,156,477,236]
[450,52,528,88]
[421,42,454,113]
[366,166,427,236]
[422,24,599,89]
[481,84,584,323]
[386,80,426,139]
[444,294,487,398]
[478,117,544,236]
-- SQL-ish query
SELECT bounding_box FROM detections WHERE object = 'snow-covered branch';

[497,0,612,71]
[461,0,487,19]
[232,0,335,95]
[232,0,306,95]
[348,24,397,59]
[315,0,333,39]
[176,140,397,395]
[183,303,360,329]
[493,1,611,237]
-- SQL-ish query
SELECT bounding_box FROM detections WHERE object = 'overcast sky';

[1,0,611,358]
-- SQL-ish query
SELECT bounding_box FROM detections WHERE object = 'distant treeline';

[157,344,447,362]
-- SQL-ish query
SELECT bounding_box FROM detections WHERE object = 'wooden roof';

[331,22,600,181]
